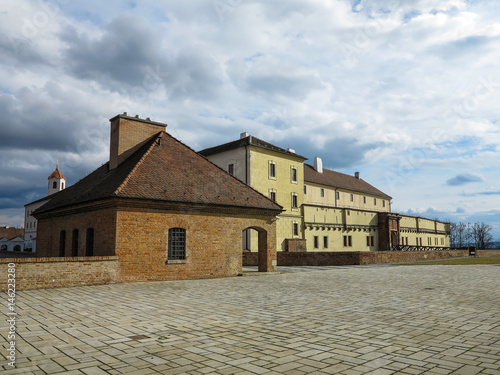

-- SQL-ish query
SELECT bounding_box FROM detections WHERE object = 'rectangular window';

[292,194,298,208]
[320,188,325,197]
[168,228,186,260]
[371,236,375,247]
[85,228,94,257]
[366,236,370,246]
[304,185,307,194]
[374,198,377,205]
[293,223,299,236]
[363,196,366,204]
[291,167,297,182]
[270,191,276,202]
[314,236,319,249]
[336,191,340,200]
[383,200,386,207]
[228,164,234,175]
[344,235,352,247]
[323,236,328,249]
[350,194,354,202]
[72,229,79,257]
[269,162,276,178]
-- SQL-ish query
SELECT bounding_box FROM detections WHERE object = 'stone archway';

[242,226,276,272]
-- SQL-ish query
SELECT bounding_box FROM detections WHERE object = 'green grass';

[398,256,500,265]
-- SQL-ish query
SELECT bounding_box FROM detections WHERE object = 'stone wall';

[285,239,307,252]
[0,256,119,291]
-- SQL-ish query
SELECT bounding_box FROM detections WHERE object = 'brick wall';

[115,209,277,282]
[0,256,119,291]
[37,208,116,257]
[244,249,500,267]
[285,239,307,252]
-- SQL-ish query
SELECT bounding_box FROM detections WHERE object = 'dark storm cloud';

[0,88,80,151]
[447,173,482,186]
[287,135,385,169]
[62,14,224,100]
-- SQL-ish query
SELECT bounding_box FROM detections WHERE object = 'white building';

[24,162,66,252]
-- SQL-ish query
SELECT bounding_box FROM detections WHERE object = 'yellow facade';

[201,134,450,253]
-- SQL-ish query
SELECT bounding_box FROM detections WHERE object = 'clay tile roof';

[48,169,65,180]
[304,164,392,199]
[0,227,24,239]
[36,131,283,214]
[199,135,308,160]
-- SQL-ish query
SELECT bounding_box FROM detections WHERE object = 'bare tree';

[471,223,493,249]
[450,222,470,248]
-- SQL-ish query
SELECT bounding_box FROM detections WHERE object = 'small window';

[291,167,297,182]
[291,194,298,208]
[383,200,386,207]
[323,236,328,249]
[304,185,307,194]
[320,188,325,197]
[343,235,352,247]
[228,164,234,175]
[314,236,319,249]
[59,230,66,257]
[293,223,299,236]
[72,229,79,257]
[168,228,186,260]
[269,162,276,178]
[347,210,350,216]
[374,198,377,205]
[270,191,276,202]
[61,182,65,189]
[363,196,366,204]
[350,194,353,202]
[86,228,94,256]
[366,236,370,246]
[336,191,340,200]
[53,181,57,189]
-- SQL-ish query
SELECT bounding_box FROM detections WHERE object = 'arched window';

[0,244,7,251]
[13,245,21,251]
[168,228,186,260]
[85,228,94,256]
[53,181,57,189]
[59,230,66,257]
[61,182,65,189]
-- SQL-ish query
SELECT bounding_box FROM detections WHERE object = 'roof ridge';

[113,132,163,196]
[163,132,283,210]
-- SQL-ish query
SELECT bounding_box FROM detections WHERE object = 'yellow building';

[200,133,450,252]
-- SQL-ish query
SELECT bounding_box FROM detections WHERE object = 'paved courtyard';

[2,265,500,374]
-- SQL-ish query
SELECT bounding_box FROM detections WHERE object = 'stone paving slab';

[1,265,500,374]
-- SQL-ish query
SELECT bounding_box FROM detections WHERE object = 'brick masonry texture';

[0,256,119,291]
[243,249,500,266]
[285,238,307,252]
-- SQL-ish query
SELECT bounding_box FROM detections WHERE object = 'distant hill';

[486,242,500,249]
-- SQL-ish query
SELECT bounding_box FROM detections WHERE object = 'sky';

[0,0,499,238]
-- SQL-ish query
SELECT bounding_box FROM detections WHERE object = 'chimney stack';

[314,157,323,174]
[240,132,249,139]
[355,172,360,179]
[109,114,167,170]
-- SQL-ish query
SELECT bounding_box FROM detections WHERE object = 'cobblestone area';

[1,265,499,374]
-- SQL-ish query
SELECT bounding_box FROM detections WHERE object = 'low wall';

[243,249,500,267]
[0,256,119,291]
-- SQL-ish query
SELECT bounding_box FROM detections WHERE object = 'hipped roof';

[36,131,282,214]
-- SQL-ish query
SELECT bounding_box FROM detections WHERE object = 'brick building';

[34,114,282,282]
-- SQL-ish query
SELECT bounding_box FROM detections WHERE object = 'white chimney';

[240,132,249,139]
[355,172,360,179]
[314,157,323,173]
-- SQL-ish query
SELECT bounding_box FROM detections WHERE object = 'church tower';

[47,161,66,195]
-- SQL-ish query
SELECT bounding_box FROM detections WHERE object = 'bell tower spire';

[48,161,66,195]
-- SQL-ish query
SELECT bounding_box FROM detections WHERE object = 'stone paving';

[1,265,500,374]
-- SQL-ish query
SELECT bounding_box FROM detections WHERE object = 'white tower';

[47,161,66,195]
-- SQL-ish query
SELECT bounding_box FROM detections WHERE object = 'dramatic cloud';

[447,174,483,186]
[0,0,499,236]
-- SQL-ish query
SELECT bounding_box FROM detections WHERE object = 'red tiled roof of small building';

[304,164,392,199]
[36,131,283,214]
[48,169,65,180]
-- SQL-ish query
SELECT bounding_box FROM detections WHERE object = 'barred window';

[168,228,186,260]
